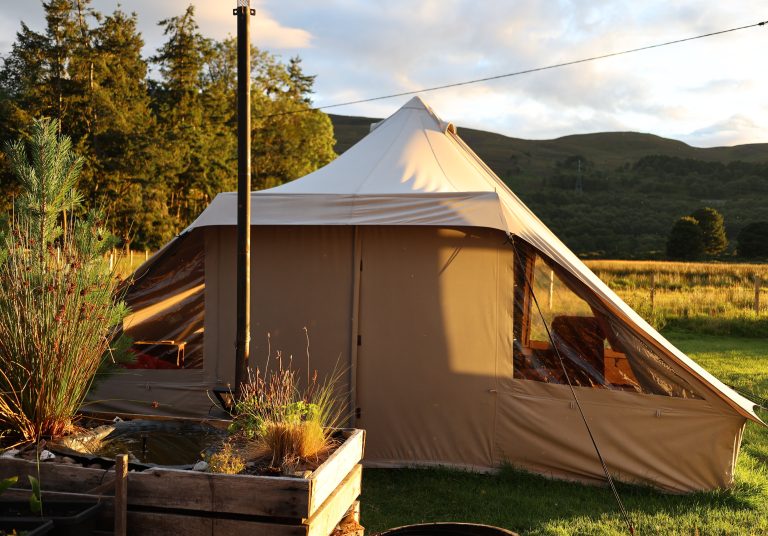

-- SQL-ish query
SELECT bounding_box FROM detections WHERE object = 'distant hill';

[329,114,768,259]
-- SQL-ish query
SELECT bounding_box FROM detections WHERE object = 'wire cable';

[256,19,768,120]
[509,238,635,535]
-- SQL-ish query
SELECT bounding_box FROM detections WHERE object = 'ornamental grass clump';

[0,119,129,443]
[229,350,346,472]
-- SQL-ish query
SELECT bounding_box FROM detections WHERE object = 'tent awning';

[187,191,510,231]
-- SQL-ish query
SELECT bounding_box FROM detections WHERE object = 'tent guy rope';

[509,236,635,535]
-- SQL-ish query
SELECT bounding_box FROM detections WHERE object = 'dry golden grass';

[112,249,155,280]
[586,260,768,336]
[207,442,246,474]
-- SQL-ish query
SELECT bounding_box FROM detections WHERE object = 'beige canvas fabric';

[204,225,356,395]
[187,97,758,421]
[85,96,758,492]
[494,380,745,492]
[355,226,509,468]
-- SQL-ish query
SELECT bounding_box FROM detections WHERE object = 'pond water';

[95,420,227,466]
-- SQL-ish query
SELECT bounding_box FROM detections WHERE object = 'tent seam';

[353,109,412,194]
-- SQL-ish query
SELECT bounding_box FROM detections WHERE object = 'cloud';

[685,115,768,147]
[192,1,312,49]
[0,0,765,146]
[0,1,311,57]
[274,0,765,146]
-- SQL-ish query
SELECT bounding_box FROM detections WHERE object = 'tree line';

[503,152,768,259]
[0,1,336,250]
[667,207,768,260]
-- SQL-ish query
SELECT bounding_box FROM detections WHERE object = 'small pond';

[95,419,227,466]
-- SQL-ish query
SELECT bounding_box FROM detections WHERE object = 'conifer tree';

[0,23,50,136]
[0,1,99,208]
[737,222,768,258]
[151,5,211,229]
[667,216,704,260]
[89,8,158,250]
[690,207,728,256]
[41,0,96,137]
[0,118,129,441]
[1,1,337,249]
[250,51,336,189]
[199,38,238,199]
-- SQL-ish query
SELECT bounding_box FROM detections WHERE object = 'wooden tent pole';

[234,0,254,393]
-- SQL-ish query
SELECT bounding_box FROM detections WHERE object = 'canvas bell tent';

[88,96,760,492]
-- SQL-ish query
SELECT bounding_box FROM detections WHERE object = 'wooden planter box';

[0,428,365,536]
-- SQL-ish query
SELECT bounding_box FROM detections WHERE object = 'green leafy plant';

[0,476,18,496]
[0,118,129,442]
[229,346,346,471]
[0,476,43,517]
[28,475,41,515]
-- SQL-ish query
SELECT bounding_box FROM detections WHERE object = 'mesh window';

[120,232,205,369]
[512,243,700,398]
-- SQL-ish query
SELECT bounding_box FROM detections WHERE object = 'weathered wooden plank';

[307,464,362,536]
[0,458,111,493]
[126,464,361,536]
[127,468,311,518]
[127,511,308,536]
[2,488,112,505]
[126,511,208,536]
[1,427,364,534]
[308,429,365,515]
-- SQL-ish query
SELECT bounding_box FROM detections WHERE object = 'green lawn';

[360,332,768,535]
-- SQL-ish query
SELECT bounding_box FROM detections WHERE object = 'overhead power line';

[256,19,767,120]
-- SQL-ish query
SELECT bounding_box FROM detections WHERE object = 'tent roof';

[187,96,760,423]
[267,96,499,195]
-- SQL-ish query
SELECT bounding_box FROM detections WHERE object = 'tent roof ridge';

[404,95,456,134]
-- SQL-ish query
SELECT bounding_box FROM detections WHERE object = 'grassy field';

[586,260,768,338]
[360,331,768,535]
[112,249,153,279]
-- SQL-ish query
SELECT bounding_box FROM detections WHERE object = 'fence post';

[114,454,128,536]
[129,249,133,267]
[650,272,656,312]
[109,251,114,271]
[755,275,762,315]
[548,270,554,310]
[145,249,149,262]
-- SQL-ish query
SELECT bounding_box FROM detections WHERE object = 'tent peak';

[410,96,456,134]
[380,96,456,134]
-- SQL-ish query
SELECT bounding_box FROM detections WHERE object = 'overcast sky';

[0,1,765,147]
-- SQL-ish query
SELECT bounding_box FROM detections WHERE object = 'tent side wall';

[208,224,508,467]
[495,378,746,492]
[354,226,512,469]
[205,225,356,396]
[89,221,748,492]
